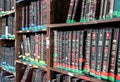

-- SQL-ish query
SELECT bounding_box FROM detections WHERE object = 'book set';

[53,28,120,82]
[66,0,120,23]
[21,0,47,32]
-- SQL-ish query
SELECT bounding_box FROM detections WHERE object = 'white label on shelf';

[19,31,22,33]
[68,72,73,76]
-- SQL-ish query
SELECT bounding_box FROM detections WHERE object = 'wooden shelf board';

[50,68,109,82]
[0,66,15,76]
[0,10,15,18]
[16,60,47,71]
[48,18,120,28]
[0,38,15,41]
[17,29,46,34]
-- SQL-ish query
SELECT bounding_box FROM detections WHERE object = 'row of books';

[1,46,15,67]
[51,74,89,82]
[20,66,47,82]
[21,33,46,64]
[53,28,120,82]
[0,71,15,82]
[1,14,15,39]
[66,0,120,23]
[21,0,47,31]
[0,0,14,11]
[32,69,47,82]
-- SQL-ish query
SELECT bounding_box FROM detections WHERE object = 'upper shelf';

[48,18,120,28]
[17,29,46,34]
[0,10,15,18]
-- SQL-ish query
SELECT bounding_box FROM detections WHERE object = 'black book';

[56,74,63,82]
[116,29,120,82]
[71,78,80,82]
[96,29,105,78]
[78,30,85,74]
[90,30,98,76]
[84,30,92,73]
[109,28,120,81]
[101,29,112,80]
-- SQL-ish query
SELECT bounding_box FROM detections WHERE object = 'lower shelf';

[50,68,109,82]
[16,59,47,71]
[0,64,15,76]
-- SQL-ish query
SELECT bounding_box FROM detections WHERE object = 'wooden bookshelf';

[0,1,15,82]
[15,0,49,81]
[14,0,120,82]
[47,18,120,81]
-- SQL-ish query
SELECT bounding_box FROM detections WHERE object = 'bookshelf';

[13,0,120,82]
[0,0,15,81]
[15,0,48,82]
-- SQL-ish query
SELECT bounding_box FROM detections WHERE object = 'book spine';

[84,30,92,73]
[78,31,85,74]
[67,31,72,71]
[71,31,76,72]
[30,35,35,59]
[41,34,44,61]
[96,29,105,78]
[75,31,79,73]
[33,2,37,26]
[29,3,31,28]
[108,0,114,18]
[56,74,63,82]
[86,0,91,21]
[20,66,32,82]
[63,31,66,69]
[102,0,109,19]
[41,0,47,26]
[53,30,57,68]
[22,7,25,28]
[101,29,112,80]
[65,31,69,70]
[116,30,120,82]
[99,0,105,19]
[26,5,29,28]
[66,0,75,23]
[27,37,30,56]
[34,34,39,61]
[90,30,98,76]
[80,0,85,20]
[37,0,41,26]
[108,28,119,81]
[73,0,83,22]
[92,0,97,20]
[43,34,47,63]
[58,31,63,69]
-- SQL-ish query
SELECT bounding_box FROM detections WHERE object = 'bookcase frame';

[15,0,120,82]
